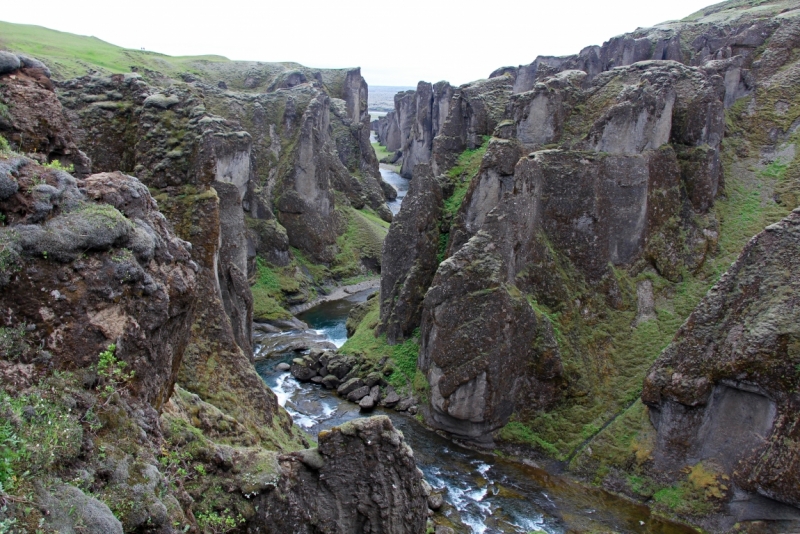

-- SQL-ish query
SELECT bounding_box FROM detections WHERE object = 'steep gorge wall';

[368,0,800,526]
[0,52,425,533]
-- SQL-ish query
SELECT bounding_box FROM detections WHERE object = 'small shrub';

[95,344,134,398]
[195,509,244,534]
[0,324,30,360]
[42,159,74,173]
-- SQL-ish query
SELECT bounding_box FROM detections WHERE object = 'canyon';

[0,0,799,532]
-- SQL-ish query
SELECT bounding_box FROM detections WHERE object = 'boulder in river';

[359,395,376,411]
[347,385,371,402]
[337,377,365,396]
[290,358,318,381]
[321,375,341,389]
[382,387,401,408]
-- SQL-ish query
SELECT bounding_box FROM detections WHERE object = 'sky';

[2,0,720,86]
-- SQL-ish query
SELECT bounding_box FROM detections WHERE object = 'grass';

[0,20,230,81]
[442,141,489,221]
[371,141,394,164]
[251,258,294,320]
[331,206,389,280]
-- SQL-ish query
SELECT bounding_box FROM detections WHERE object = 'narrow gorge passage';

[253,295,696,534]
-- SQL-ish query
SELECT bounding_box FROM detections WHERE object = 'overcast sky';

[3,0,718,86]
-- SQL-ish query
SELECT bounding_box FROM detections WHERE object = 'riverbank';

[289,278,380,315]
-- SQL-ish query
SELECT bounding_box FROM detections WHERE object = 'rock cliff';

[364,3,800,527]
[0,49,425,534]
[640,208,800,527]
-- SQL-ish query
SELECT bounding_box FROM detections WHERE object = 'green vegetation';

[0,135,10,155]
[42,159,74,173]
[0,324,30,361]
[332,206,389,280]
[251,258,294,321]
[195,509,245,534]
[651,463,729,516]
[371,141,395,165]
[436,139,490,263]
[95,343,135,399]
[339,298,423,392]
[442,140,489,221]
[0,20,230,81]
[0,419,21,489]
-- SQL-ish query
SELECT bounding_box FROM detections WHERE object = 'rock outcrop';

[0,160,197,408]
[257,416,427,533]
[368,1,800,466]
[379,164,442,344]
[642,208,800,522]
[0,53,90,175]
[399,81,454,179]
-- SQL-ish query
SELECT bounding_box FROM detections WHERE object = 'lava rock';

[427,493,444,510]
[395,397,415,412]
[359,395,376,411]
[290,359,317,382]
[347,386,371,402]
[382,387,401,408]
[321,375,341,389]
[337,377,365,396]
[0,51,20,74]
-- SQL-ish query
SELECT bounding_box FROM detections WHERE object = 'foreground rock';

[642,208,800,524]
[258,416,427,533]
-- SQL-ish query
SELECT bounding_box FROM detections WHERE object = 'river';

[253,292,696,534]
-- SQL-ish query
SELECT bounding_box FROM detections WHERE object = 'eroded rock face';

[643,208,800,515]
[379,164,442,344]
[257,416,427,534]
[399,81,454,179]
[0,161,197,409]
[420,227,563,441]
[417,61,724,439]
[432,75,513,176]
[0,57,90,175]
[58,66,392,267]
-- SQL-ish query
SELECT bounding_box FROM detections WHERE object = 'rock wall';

[373,0,800,460]
[257,416,427,534]
[379,164,442,344]
[642,208,800,523]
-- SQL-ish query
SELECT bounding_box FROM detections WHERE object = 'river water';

[382,167,409,215]
[253,293,696,534]
[252,143,693,532]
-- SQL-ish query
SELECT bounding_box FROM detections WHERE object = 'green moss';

[651,463,729,517]
[496,420,559,457]
[442,142,489,221]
